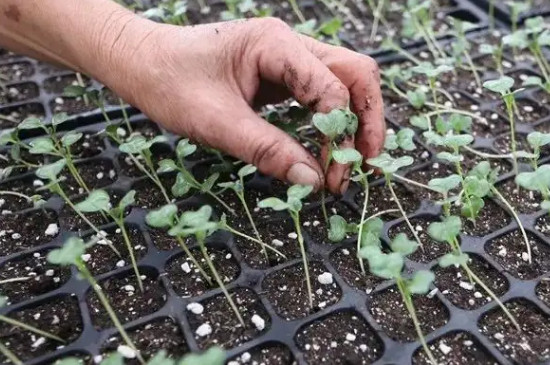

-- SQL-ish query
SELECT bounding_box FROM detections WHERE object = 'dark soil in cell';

[460,149,512,174]
[117,144,174,178]
[473,111,510,138]
[0,82,39,104]
[438,68,483,95]
[387,141,432,165]
[87,272,166,329]
[263,261,341,320]
[369,286,449,342]
[0,62,34,82]
[486,230,550,280]
[412,331,498,365]
[497,99,550,124]
[187,288,269,350]
[295,311,383,364]
[132,174,176,209]
[388,217,452,263]
[533,89,550,106]
[494,179,543,215]
[450,198,512,237]
[147,227,192,251]
[434,255,508,310]
[387,104,431,127]
[108,120,162,142]
[479,299,550,364]
[0,296,82,362]
[0,209,58,256]
[234,218,302,269]
[0,103,46,127]
[537,279,550,308]
[0,250,70,304]
[58,201,113,235]
[49,97,97,116]
[403,162,456,201]
[535,120,550,133]
[330,245,383,293]
[83,226,147,276]
[535,214,550,239]
[43,74,91,94]
[69,131,105,159]
[354,181,420,220]
[58,159,116,195]
[228,343,295,365]
[302,201,357,244]
[0,176,51,212]
[101,318,188,364]
[165,246,240,298]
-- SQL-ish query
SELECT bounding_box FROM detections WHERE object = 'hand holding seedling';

[0,0,385,195]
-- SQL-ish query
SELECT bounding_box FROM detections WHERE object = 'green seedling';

[221,0,269,20]
[47,237,144,363]
[149,205,245,325]
[366,0,388,42]
[142,0,189,25]
[428,215,520,330]
[524,17,550,90]
[526,131,550,167]
[516,165,550,212]
[157,138,235,215]
[294,17,343,45]
[507,1,530,33]
[367,153,424,248]
[384,128,416,152]
[450,19,482,90]
[359,231,437,365]
[117,134,172,203]
[411,62,454,110]
[13,114,90,193]
[428,174,462,216]
[179,346,225,365]
[218,164,269,257]
[75,189,144,291]
[402,0,447,60]
[479,43,504,75]
[258,184,314,306]
[483,76,522,175]
[312,108,361,222]
[0,129,41,179]
[0,190,45,209]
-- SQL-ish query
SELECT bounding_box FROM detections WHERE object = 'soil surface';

[479,299,550,364]
[330,245,383,293]
[187,288,269,350]
[87,272,166,329]
[369,286,449,342]
[0,296,82,362]
[228,343,295,365]
[263,261,342,320]
[295,311,383,364]
[0,209,58,256]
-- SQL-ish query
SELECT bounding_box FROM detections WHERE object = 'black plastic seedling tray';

[465,0,550,26]
[2,1,550,365]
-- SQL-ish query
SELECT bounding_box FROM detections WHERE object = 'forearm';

[0,0,152,88]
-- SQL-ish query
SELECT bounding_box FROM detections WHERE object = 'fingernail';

[287,163,321,189]
[339,168,351,195]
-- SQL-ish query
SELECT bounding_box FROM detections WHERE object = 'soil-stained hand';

[107,18,385,194]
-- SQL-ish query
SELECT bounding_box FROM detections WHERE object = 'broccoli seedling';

[157,138,235,215]
[483,76,522,176]
[258,184,314,306]
[359,230,437,365]
[428,215,520,330]
[47,237,143,363]
[149,205,245,325]
[312,107,361,222]
[75,189,144,292]
[142,0,189,25]
[411,63,454,110]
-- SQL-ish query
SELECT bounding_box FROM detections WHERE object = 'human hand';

[102,17,385,194]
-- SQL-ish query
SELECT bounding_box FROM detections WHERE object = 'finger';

[321,135,354,195]
[300,36,386,159]
[181,91,325,190]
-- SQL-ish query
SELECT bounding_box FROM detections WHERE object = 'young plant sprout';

[142,0,189,25]
[483,76,522,175]
[156,138,235,215]
[218,164,268,257]
[75,189,144,292]
[359,231,437,365]
[450,19,482,91]
[516,165,550,213]
[428,215,520,330]
[13,114,90,193]
[403,0,447,60]
[312,108,361,222]
[221,0,266,20]
[479,43,504,75]
[366,0,387,42]
[411,63,454,110]
[258,184,315,306]
[147,205,245,325]
[0,130,41,179]
[507,1,530,33]
[47,237,144,363]
[523,17,550,90]
[117,134,172,203]
[366,153,424,248]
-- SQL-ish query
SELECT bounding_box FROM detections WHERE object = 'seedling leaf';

[439,252,469,268]
[47,237,86,266]
[332,148,362,164]
[238,164,257,178]
[428,216,461,243]
[390,233,419,256]
[428,174,461,193]
[75,190,110,213]
[483,76,514,95]
[367,153,413,174]
[36,159,66,180]
[258,197,289,211]
[407,270,435,294]
[146,204,178,228]
[179,347,225,365]
[328,215,347,242]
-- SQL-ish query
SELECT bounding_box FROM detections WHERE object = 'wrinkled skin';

[0,2,385,194]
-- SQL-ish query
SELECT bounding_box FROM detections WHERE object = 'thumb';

[189,94,324,190]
